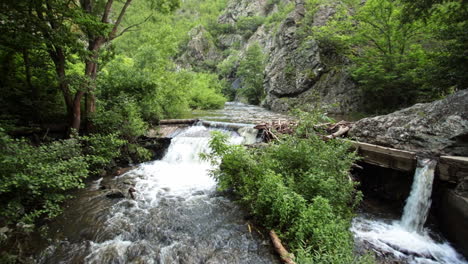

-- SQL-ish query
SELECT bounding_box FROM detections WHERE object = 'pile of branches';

[254,120,297,142]
[254,120,353,142]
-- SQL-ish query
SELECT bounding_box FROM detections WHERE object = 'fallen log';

[270,230,296,264]
[325,125,350,140]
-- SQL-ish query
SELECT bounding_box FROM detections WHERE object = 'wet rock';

[105,190,125,199]
[192,190,205,196]
[349,90,468,156]
[438,189,468,257]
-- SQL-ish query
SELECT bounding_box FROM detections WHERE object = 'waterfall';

[351,158,468,263]
[38,124,278,264]
[400,158,437,233]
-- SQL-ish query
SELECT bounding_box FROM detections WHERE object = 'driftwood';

[254,120,297,142]
[255,120,353,142]
[270,230,296,264]
[325,125,350,140]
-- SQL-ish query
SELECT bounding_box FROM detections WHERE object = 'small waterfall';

[351,158,468,263]
[37,124,278,264]
[400,158,437,233]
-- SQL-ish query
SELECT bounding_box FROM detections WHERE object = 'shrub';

[203,110,369,262]
[0,129,88,225]
[236,16,265,38]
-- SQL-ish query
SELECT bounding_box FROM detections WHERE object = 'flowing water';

[36,125,280,264]
[352,159,467,264]
[28,102,468,263]
[184,102,291,124]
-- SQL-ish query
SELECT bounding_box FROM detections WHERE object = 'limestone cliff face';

[177,25,221,70]
[260,3,362,114]
[179,0,363,114]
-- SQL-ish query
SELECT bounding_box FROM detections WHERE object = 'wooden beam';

[348,140,417,172]
[438,156,468,183]
[159,119,198,125]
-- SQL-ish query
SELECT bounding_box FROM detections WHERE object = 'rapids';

[37,125,279,264]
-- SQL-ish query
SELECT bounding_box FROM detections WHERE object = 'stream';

[37,124,279,264]
[32,102,467,263]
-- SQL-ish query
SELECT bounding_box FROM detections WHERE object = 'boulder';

[349,89,468,156]
[105,190,125,199]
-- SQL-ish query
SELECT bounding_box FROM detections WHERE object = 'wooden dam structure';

[149,119,468,184]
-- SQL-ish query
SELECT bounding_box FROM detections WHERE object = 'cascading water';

[401,159,437,233]
[352,158,467,263]
[37,125,279,264]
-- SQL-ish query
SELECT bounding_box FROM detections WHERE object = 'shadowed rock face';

[262,1,363,114]
[349,89,468,156]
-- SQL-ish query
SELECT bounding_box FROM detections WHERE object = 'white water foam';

[401,159,437,233]
[352,159,467,263]
[81,125,254,262]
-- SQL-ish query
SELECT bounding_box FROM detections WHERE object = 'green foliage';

[302,0,467,113]
[90,96,151,163]
[81,133,126,172]
[237,43,266,105]
[91,96,148,140]
[0,126,129,226]
[204,111,367,263]
[236,16,265,38]
[187,73,226,109]
[0,129,87,224]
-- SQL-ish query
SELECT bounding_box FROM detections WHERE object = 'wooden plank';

[159,119,198,125]
[348,140,417,172]
[438,156,468,183]
[146,125,189,138]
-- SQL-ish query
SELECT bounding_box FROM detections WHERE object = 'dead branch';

[270,230,296,264]
[325,125,350,140]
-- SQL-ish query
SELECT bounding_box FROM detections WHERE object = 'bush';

[91,96,147,141]
[91,97,151,163]
[0,129,88,224]
[236,16,265,38]
[203,110,369,262]
[237,43,265,104]
[187,73,226,110]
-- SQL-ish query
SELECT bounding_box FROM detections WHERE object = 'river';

[30,102,467,263]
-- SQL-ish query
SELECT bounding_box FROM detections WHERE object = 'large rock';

[177,25,221,69]
[218,0,270,24]
[349,89,468,156]
[262,1,363,114]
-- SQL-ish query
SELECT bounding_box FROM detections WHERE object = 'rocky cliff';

[178,0,363,114]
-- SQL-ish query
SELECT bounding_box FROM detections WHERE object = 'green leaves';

[0,129,88,224]
[237,43,266,105]
[204,113,364,263]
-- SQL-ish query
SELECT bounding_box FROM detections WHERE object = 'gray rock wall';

[178,0,364,114]
[349,89,468,156]
[261,1,363,114]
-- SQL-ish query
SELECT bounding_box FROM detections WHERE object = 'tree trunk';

[83,39,102,131]
[71,91,85,132]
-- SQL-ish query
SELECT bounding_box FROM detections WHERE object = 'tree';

[237,43,266,105]
[0,0,180,132]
